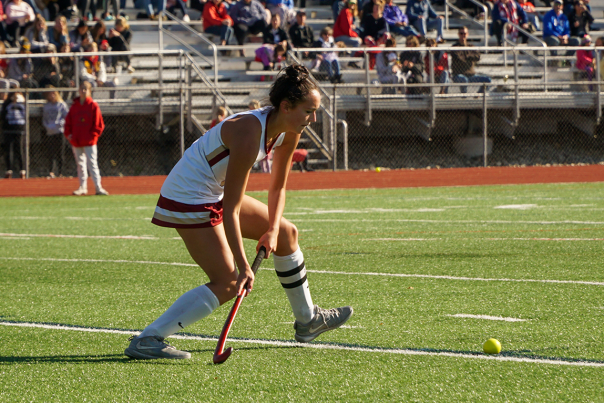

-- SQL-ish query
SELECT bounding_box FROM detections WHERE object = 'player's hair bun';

[284,64,309,84]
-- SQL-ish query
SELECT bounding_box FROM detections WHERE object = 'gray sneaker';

[294,305,353,343]
[124,335,191,359]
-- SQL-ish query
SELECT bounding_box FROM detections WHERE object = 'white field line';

[366,238,604,241]
[0,233,158,240]
[1,256,603,287]
[290,219,604,225]
[1,321,602,368]
[448,314,527,322]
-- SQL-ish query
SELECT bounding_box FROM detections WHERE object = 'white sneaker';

[73,187,87,196]
[183,14,190,22]
[96,188,109,196]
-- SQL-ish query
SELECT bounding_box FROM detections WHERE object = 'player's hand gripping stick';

[213,246,266,364]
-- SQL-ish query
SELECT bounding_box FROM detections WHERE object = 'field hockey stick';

[213,246,266,364]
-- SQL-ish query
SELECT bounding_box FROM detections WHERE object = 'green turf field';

[1,182,603,402]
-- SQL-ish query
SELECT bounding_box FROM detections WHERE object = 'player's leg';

[125,225,234,359]
[239,195,353,343]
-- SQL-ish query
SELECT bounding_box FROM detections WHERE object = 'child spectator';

[424,37,449,93]
[376,37,404,93]
[576,35,595,90]
[248,99,261,109]
[399,35,425,94]
[25,13,49,52]
[209,105,227,128]
[42,86,68,178]
[64,81,108,195]
[6,0,35,47]
[312,26,343,83]
[254,42,286,80]
[49,15,69,50]
[1,91,26,178]
[263,13,290,50]
[80,42,117,97]
[107,17,134,73]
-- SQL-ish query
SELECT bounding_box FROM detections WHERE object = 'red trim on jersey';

[208,149,230,167]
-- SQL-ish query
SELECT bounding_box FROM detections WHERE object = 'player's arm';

[221,115,262,293]
[256,131,301,257]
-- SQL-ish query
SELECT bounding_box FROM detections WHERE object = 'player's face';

[287,89,321,134]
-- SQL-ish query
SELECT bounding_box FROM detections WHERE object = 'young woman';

[125,64,353,360]
[42,87,68,178]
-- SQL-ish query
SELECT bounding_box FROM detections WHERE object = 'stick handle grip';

[250,246,266,275]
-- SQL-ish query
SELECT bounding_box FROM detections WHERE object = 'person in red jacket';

[424,38,450,94]
[203,0,234,47]
[334,0,362,48]
[64,81,109,196]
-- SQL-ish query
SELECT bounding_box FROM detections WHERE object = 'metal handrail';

[445,0,489,47]
[159,10,218,86]
[502,21,548,88]
[183,52,233,116]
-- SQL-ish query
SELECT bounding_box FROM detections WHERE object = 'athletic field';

[1,182,603,402]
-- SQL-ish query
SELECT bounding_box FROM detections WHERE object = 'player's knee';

[280,220,298,245]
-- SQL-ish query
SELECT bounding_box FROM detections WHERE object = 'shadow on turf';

[0,354,132,364]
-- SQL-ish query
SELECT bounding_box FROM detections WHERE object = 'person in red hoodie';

[203,0,234,48]
[64,81,108,196]
[334,0,362,48]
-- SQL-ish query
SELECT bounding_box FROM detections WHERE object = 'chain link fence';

[1,47,604,178]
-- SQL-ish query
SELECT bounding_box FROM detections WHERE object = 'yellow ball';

[483,338,502,354]
[375,167,381,173]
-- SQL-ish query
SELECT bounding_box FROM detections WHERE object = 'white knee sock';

[273,247,315,323]
[139,284,220,339]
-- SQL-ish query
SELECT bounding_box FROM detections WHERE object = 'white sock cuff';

[193,284,220,311]
[273,247,304,270]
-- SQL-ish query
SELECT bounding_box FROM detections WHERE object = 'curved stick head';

[213,347,233,364]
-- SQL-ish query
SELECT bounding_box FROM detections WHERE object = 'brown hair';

[406,36,420,47]
[269,64,318,109]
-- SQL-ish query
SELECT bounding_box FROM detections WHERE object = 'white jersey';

[160,107,285,205]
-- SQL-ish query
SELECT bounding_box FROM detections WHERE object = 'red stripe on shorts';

[156,195,221,213]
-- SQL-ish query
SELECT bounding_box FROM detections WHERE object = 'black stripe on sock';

[275,262,305,278]
[281,274,307,289]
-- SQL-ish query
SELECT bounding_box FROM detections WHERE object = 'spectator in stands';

[248,99,261,109]
[265,0,295,28]
[90,20,107,47]
[0,1,7,46]
[292,148,313,171]
[543,0,579,57]
[333,0,345,21]
[70,20,93,52]
[376,37,404,93]
[254,42,286,79]
[108,17,134,73]
[203,0,235,48]
[64,80,108,195]
[209,105,227,128]
[517,0,540,32]
[405,0,444,43]
[230,0,268,56]
[568,0,593,40]
[34,43,61,88]
[24,14,49,53]
[425,37,449,93]
[80,42,117,97]
[42,86,68,178]
[576,35,594,90]
[0,42,9,78]
[310,26,343,83]
[8,40,37,89]
[49,16,69,50]
[167,0,191,22]
[79,0,119,21]
[334,0,362,48]
[492,0,529,46]
[361,0,389,42]
[1,91,26,179]
[383,0,419,39]
[6,0,35,47]
[289,10,315,58]
[451,26,491,93]
[399,35,424,94]
[263,13,290,50]
[58,43,76,91]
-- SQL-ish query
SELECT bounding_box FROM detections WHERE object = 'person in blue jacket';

[405,0,444,42]
[543,0,579,56]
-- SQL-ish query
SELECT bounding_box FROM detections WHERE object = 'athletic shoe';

[124,335,191,359]
[73,187,87,196]
[182,14,190,22]
[96,188,109,196]
[294,305,353,343]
